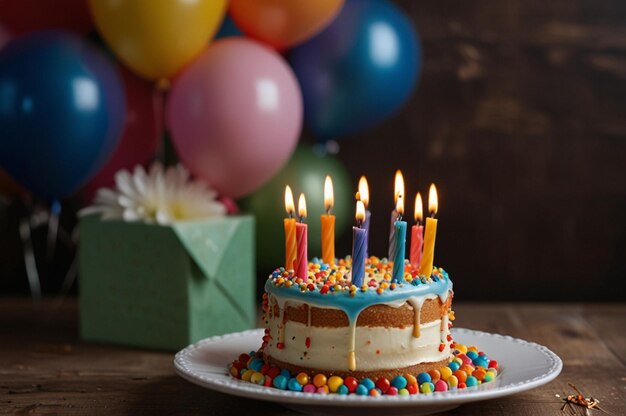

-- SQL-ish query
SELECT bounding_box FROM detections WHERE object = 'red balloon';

[0,0,93,35]
[83,69,162,202]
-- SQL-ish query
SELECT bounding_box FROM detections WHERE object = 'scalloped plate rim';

[174,327,562,408]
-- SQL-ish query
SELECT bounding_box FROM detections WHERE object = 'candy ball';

[484,373,494,382]
[453,370,468,383]
[328,376,344,393]
[404,373,418,386]
[337,384,349,395]
[448,361,461,372]
[466,375,478,387]
[267,367,281,379]
[360,378,375,391]
[419,382,434,393]
[417,372,431,384]
[472,368,487,381]
[296,372,309,386]
[488,360,498,369]
[387,386,399,396]
[263,376,273,387]
[273,375,288,390]
[447,375,459,389]
[288,378,303,391]
[250,372,265,385]
[241,369,254,382]
[280,369,291,379]
[439,367,453,381]
[458,382,467,389]
[369,388,381,396]
[428,369,441,382]
[313,374,327,387]
[355,384,369,396]
[460,364,475,375]
[344,376,358,393]
[375,377,391,393]
[467,351,479,360]
[399,388,410,396]
[434,380,448,392]
[406,383,419,395]
[455,344,468,354]
[249,358,264,372]
[473,358,489,369]
[317,385,329,394]
[303,383,316,393]
[391,375,408,389]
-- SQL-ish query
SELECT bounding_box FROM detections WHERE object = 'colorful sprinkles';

[229,343,498,396]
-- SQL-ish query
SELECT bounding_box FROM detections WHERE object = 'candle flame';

[414,192,423,223]
[298,193,307,219]
[394,170,404,204]
[324,175,334,212]
[284,185,295,216]
[358,176,369,208]
[396,193,404,215]
[428,183,438,215]
[356,200,365,223]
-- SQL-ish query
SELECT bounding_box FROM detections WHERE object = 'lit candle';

[358,176,372,259]
[419,184,438,277]
[321,176,335,265]
[283,185,297,270]
[351,200,367,287]
[296,193,308,279]
[410,192,424,268]
[388,170,404,260]
[391,195,407,282]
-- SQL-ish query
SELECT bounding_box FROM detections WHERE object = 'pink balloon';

[83,68,162,202]
[166,38,302,198]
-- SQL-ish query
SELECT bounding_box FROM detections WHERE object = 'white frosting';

[266,303,450,371]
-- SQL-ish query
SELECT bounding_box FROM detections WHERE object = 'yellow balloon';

[89,0,228,81]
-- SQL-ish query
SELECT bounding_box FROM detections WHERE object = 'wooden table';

[1,299,624,415]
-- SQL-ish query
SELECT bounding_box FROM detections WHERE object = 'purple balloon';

[167,38,303,198]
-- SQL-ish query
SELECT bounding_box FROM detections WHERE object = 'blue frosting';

[265,270,453,323]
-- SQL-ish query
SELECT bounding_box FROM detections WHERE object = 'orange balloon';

[230,0,344,50]
[0,168,22,197]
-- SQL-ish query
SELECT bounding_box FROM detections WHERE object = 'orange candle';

[321,176,335,265]
[284,185,297,270]
[419,184,438,277]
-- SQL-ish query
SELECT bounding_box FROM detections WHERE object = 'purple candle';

[352,201,367,287]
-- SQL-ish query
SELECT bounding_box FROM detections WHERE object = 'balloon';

[83,69,162,202]
[0,30,126,200]
[0,0,93,35]
[239,146,352,272]
[89,0,228,81]
[167,38,302,198]
[290,0,421,141]
[230,0,344,50]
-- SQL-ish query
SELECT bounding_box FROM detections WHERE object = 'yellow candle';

[321,176,335,265]
[284,186,297,270]
[419,184,439,277]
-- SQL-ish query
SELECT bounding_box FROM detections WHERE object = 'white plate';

[174,328,562,416]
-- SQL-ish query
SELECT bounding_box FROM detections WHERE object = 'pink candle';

[296,193,308,279]
[410,192,424,268]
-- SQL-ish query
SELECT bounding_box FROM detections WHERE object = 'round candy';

[387,386,398,396]
[472,368,487,381]
[439,367,453,381]
[328,376,344,393]
[428,369,441,382]
[434,380,448,392]
[447,375,459,389]
[375,377,391,393]
[404,373,418,386]
[453,370,467,383]
[391,375,407,389]
[460,364,475,375]
[448,361,461,372]
[355,384,369,396]
[406,383,419,395]
[280,369,291,379]
[419,382,434,393]
[369,388,381,396]
[241,369,254,382]
[317,385,329,394]
[458,382,467,389]
[337,384,349,395]
[455,344,468,354]
[344,376,358,393]
[313,374,327,387]
[417,372,431,384]
[229,366,239,378]
[267,367,281,379]
[273,375,288,390]
[488,360,498,369]
[264,376,273,387]
[457,354,473,365]
[360,378,375,391]
[288,377,303,391]
[473,358,489,369]
[296,372,309,386]
[249,358,264,372]
[303,383,316,393]
[250,372,265,385]
[466,376,478,387]
[399,388,409,396]
[238,353,250,363]
[466,351,479,360]
[484,373,494,383]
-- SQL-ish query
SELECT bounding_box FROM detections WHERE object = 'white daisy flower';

[80,163,227,224]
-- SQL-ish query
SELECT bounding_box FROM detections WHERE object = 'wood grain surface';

[1,299,624,415]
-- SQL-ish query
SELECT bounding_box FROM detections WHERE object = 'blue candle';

[391,219,407,282]
[363,209,371,259]
[352,201,367,287]
[388,170,404,261]
[358,177,372,261]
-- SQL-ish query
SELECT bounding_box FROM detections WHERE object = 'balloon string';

[19,213,41,302]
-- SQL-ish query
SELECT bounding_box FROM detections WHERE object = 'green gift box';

[79,215,255,351]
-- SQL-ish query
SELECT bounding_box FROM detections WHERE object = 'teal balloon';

[240,146,352,273]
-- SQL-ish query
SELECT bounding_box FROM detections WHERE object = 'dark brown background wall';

[1,0,625,301]
[333,0,626,301]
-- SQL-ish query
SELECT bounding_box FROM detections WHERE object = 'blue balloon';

[290,0,421,141]
[0,30,126,199]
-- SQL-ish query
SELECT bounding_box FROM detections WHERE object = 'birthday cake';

[261,259,454,380]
